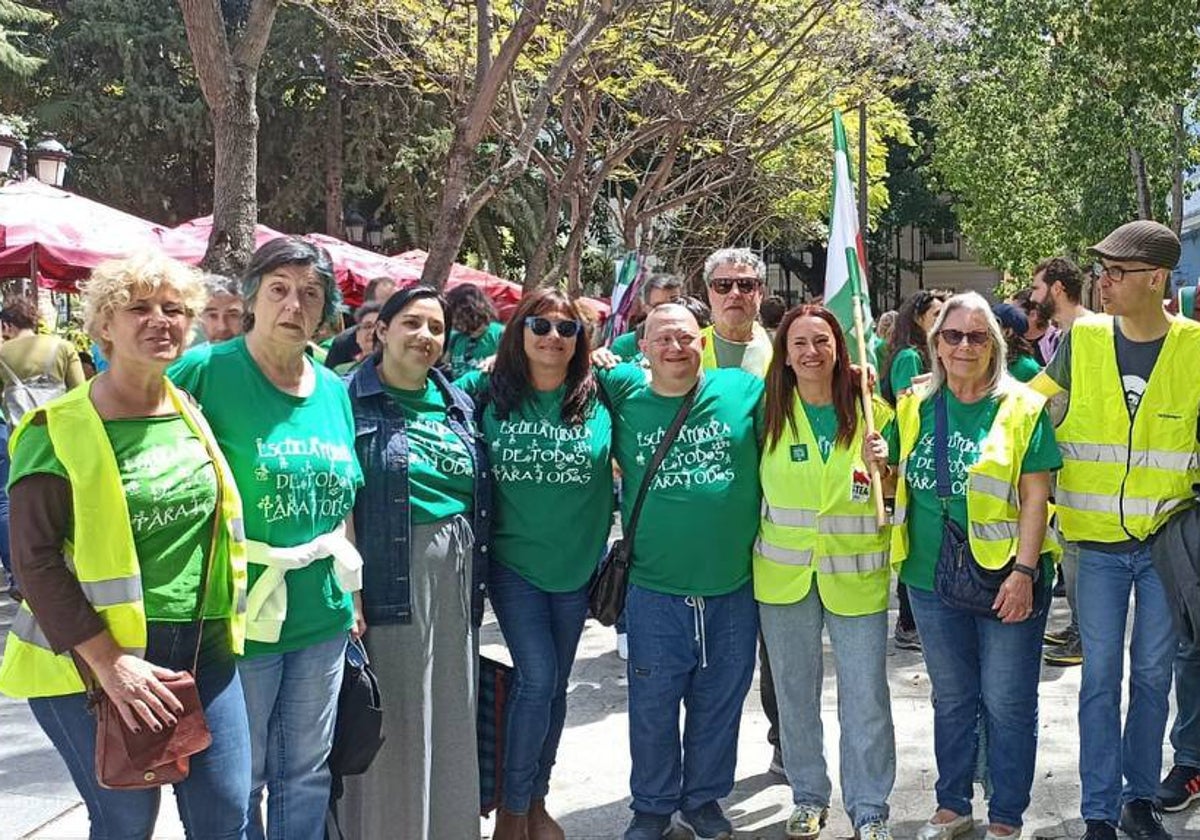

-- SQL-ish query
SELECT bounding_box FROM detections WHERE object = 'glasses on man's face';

[708,277,760,295]
[648,332,699,350]
[524,316,581,338]
[1094,262,1156,283]
[938,329,990,347]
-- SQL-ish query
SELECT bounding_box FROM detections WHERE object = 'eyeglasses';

[938,329,990,347]
[647,332,699,349]
[708,277,760,295]
[524,316,582,338]
[1094,262,1157,283]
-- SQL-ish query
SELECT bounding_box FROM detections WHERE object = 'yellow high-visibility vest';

[700,324,773,377]
[754,395,894,615]
[891,382,1060,569]
[0,379,247,699]
[1052,314,1200,543]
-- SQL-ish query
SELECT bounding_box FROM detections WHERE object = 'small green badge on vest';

[790,444,809,462]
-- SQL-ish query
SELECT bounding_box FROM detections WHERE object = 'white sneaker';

[617,632,628,661]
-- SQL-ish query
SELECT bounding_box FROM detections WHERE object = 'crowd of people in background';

[1,219,1200,840]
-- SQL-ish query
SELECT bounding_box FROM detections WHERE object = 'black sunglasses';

[524,316,582,338]
[708,277,761,295]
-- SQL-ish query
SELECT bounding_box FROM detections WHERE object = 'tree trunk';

[207,78,259,274]
[1171,102,1185,236]
[1129,145,1152,220]
[323,38,345,238]
[178,0,279,274]
[421,132,475,287]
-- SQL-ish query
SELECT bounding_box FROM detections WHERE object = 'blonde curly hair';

[82,251,206,356]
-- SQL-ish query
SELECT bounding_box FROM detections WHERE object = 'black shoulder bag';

[932,389,1045,619]
[588,382,698,626]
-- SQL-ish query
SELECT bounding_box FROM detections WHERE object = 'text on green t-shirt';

[456,370,613,592]
[383,380,474,525]
[169,336,364,656]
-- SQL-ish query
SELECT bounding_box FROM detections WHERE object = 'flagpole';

[846,249,887,528]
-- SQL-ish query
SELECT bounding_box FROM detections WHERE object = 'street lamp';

[28,139,71,187]
[344,209,366,244]
[0,125,21,175]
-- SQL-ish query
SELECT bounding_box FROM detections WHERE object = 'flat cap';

[1091,220,1180,269]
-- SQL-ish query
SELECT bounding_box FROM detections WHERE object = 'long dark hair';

[764,305,859,452]
[888,290,942,367]
[490,288,596,425]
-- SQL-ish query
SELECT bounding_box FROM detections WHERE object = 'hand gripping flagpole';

[846,248,887,528]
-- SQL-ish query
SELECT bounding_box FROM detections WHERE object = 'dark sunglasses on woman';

[524,316,582,338]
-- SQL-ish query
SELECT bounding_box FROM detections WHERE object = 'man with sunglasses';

[1030,220,1200,840]
[598,303,764,840]
[703,248,773,377]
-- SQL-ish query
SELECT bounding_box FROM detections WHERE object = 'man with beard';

[1029,258,1093,668]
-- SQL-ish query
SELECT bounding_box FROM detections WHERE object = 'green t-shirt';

[800,401,839,462]
[885,389,1062,591]
[447,322,504,380]
[599,364,764,596]
[1008,353,1041,382]
[10,415,230,622]
[169,336,364,656]
[887,346,926,398]
[456,371,613,591]
[610,330,641,362]
[382,380,474,525]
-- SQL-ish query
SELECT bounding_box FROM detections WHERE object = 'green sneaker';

[786,804,828,840]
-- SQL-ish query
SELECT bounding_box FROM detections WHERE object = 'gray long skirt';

[340,515,479,840]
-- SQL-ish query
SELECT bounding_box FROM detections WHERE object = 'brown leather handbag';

[87,446,225,790]
[93,670,211,789]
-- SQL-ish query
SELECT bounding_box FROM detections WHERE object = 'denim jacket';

[347,357,493,626]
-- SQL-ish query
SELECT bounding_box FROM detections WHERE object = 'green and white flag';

[823,110,875,366]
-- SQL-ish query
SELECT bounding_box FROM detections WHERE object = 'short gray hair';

[202,272,240,300]
[924,291,1009,399]
[640,273,684,304]
[703,248,766,285]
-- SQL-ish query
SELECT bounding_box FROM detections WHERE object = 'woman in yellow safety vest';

[865,292,1060,840]
[754,304,897,840]
[0,252,248,838]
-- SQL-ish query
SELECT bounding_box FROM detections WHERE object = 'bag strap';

[0,352,34,408]
[185,397,227,677]
[622,380,699,558]
[934,389,952,515]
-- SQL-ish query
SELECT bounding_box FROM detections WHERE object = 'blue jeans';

[759,595,894,829]
[488,562,590,812]
[908,585,1048,827]
[239,633,346,840]
[625,582,758,816]
[1172,637,1200,768]
[1077,545,1176,820]
[28,621,251,840]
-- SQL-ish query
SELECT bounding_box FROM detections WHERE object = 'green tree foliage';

[915,0,1200,276]
[0,0,50,78]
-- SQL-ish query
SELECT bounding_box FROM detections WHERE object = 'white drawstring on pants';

[685,595,708,669]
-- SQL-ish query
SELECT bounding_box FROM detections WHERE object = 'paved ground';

[5,590,1200,839]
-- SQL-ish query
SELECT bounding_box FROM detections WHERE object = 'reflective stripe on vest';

[755,538,814,567]
[754,539,887,575]
[11,608,52,650]
[1059,442,1198,472]
[1056,489,1191,520]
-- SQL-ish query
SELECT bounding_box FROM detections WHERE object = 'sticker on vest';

[790,444,809,463]
[851,469,871,503]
